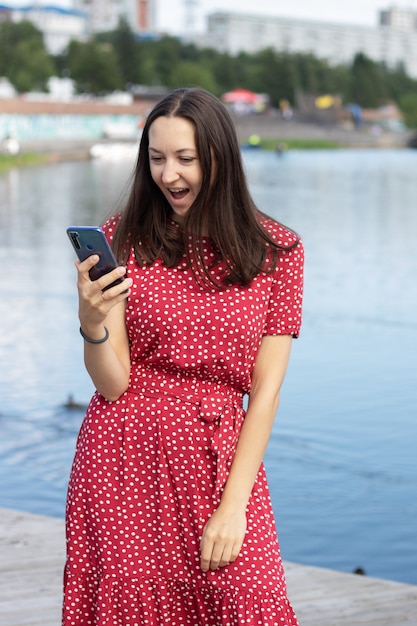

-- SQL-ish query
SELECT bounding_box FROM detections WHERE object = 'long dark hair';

[112,87,299,287]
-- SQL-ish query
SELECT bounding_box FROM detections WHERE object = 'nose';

[161,160,179,184]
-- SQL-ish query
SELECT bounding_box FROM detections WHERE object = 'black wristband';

[79,326,109,344]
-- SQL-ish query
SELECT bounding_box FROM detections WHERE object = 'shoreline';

[1,119,415,173]
[232,113,415,149]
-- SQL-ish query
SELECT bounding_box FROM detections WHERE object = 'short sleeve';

[101,214,120,244]
[263,238,304,338]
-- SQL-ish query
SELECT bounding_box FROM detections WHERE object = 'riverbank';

[232,113,415,149]
[1,507,416,626]
[0,118,414,173]
[0,139,95,171]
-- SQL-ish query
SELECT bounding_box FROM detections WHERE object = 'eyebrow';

[148,147,197,154]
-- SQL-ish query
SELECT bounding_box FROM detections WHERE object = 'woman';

[64,87,304,625]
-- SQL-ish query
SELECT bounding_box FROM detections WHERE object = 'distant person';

[63,87,304,625]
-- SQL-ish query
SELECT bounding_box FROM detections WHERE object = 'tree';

[147,36,184,85]
[2,20,417,115]
[0,20,55,92]
[66,40,123,93]
[349,52,388,107]
[169,61,218,93]
[96,18,142,86]
[205,52,240,95]
[383,62,416,102]
[399,93,417,128]
[246,49,297,107]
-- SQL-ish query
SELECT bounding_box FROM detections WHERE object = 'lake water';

[1,148,416,585]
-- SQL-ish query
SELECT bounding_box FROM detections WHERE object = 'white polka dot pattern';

[63,216,304,625]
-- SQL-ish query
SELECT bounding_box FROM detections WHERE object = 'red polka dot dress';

[63,216,304,625]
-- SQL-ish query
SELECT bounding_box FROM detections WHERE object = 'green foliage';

[66,40,123,94]
[168,61,218,93]
[2,18,417,127]
[398,93,417,128]
[0,20,55,91]
[258,138,339,150]
[147,36,185,85]
[95,18,141,86]
[0,152,48,171]
[204,52,241,94]
[248,50,298,105]
[382,63,416,102]
[349,53,388,107]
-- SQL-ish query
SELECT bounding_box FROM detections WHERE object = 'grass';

[255,137,340,150]
[0,152,49,172]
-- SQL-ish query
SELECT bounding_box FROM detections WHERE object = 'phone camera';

[69,232,81,250]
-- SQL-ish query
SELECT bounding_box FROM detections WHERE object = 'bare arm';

[76,254,133,401]
[200,333,293,571]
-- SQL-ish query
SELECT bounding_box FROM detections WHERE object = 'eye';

[180,156,194,163]
[150,156,163,163]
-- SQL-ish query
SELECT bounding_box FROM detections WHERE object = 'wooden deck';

[1,507,416,625]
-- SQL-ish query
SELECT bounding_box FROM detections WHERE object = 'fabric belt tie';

[128,386,245,495]
[199,393,245,495]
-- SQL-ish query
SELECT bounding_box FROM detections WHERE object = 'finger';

[208,542,228,571]
[216,538,243,569]
[200,528,219,572]
[218,548,233,568]
[200,540,213,573]
[96,266,128,293]
[76,254,100,275]
[219,545,239,568]
[100,278,132,302]
[76,256,101,288]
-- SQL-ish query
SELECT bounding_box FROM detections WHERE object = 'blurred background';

[1,0,416,589]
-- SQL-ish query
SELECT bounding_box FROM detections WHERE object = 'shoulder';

[258,212,302,250]
[101,213,121,242]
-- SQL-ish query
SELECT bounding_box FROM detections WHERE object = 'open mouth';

[169,188,189,200]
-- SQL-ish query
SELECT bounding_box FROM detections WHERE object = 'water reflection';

[1,150,416,584]
[246,149,417,326]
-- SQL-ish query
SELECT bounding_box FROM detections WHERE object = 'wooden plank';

[1,507,416,625]
[0,509,65,626]
[285,562,417,625]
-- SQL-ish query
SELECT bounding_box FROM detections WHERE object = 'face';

[148,115,203,223]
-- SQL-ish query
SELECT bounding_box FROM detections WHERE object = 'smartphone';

[66,226,125,291]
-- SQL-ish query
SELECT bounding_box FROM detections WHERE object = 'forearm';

[220,334,292,510]
[83,332,130,401]
[199,389,280,572]
[80,299,131,402]
[75,255,133,400]
[220,390,280,509]
[200,334,292,571]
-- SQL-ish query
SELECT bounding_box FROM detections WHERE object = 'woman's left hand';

[200,504,247,572]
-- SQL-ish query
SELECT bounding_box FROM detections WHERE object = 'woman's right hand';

[76,255,132,401]
[77,254,132,335]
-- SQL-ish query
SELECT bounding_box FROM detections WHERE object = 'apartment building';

[73,0,157,34]
[206,10,417,79]
[0,4,87,54]
[379,6,417,30]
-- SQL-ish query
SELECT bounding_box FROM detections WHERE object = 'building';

[206,10,417,79]
[379,6,417,31]
[73,0,157,35]
[0,4,87,54]
[137,0,157,32]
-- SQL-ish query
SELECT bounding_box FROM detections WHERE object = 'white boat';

[89,142,139,161]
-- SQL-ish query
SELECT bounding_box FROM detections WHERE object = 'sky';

[5,1,417,34]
